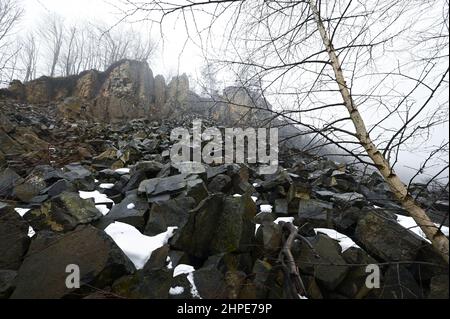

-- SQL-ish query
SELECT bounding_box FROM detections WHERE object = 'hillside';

[0,60,448,299]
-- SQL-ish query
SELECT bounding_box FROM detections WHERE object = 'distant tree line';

[0,0,156,85]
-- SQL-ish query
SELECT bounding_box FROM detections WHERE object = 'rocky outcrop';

[5,60,278,126]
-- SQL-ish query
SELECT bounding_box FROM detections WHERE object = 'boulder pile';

[0,62,448,299]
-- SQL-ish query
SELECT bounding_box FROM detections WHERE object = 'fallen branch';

[279,221,307,299]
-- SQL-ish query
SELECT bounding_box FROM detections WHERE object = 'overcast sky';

[16,0,449,182]
[20,0,204,78]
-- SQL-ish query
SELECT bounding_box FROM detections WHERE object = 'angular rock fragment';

[11,225,135,299]
[24,192,102,232]
[172,194,256,259]
[354,210,424,262]
[0,202,30,270]
[145,197,196,236]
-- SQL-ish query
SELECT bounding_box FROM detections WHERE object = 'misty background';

[1,0,448,183]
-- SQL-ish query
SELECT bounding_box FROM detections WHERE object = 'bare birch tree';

[117,0,449,263]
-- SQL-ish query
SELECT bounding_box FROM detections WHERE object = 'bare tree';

[118,0,449,264]
[199,60,219,96]
[39,13,64,77]
[61,26,78,76]
[20,33,39,82]
[0,0,23,84]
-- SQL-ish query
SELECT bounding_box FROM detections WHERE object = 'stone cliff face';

[4,59,274,125]
[6,60,159,123]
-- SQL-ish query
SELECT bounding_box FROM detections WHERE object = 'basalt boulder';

[24,192,102,232]
[11,225,135,299]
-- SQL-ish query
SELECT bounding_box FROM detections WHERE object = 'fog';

[11,0,450,182]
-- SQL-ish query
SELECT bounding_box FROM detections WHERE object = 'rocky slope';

[0,61,448,299]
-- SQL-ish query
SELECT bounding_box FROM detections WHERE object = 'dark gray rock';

[11,225,135,299]
[332,206,366,232]
[12,166,59,202]
[254,211,275,224]
[0,270,17,299]
[132,161,163,175]
[294,234,349,291]
[354,210,424,262]
[332,192,366,207]
[337,247,379,298]
[145,197,196,236]
[377,265,423,299]
[0,203,30,270]
[96,193,148,231]
[138,173,205,202]
[0,168,23,198]
[43,179,74,197]
[297,199,334,228]
[274,198,289,215]
[249,259,273,299]
[193,265,228,299]
[63,163,95,191]
[208,174,232,193]
[123,161,164,193]
[143,244,170,273]
[203,252,254,275]
[255,222,282,257]
[260,170,292,190]
[172,194,256,259]
[24,192,102,232]
[428,275,449,299]
[112,269,173,299]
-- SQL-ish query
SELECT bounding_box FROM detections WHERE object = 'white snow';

[115,168,130,174]
[314,228,360,252]
[99,183,115,189]
[395,214,449,243]
[166,256,173,269]
[104,222,178,269]
[14,208,35,237]
[79,190,114,204]
[173,264,196,277]
[95,205,110,216]
[260,204,273,213]
[14,208,30,217]
[274,217,295,224]
[187,273,201,298]
[440,225,450,237]
[395,214,428,241]
[173,264,201,298]
[255,224,261,235]
[233,194,242,197]
[251,196,258,202]
[169,286,185,295]
[252,183,259,187]
[127,203,135,210]
[28,226,35,238]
